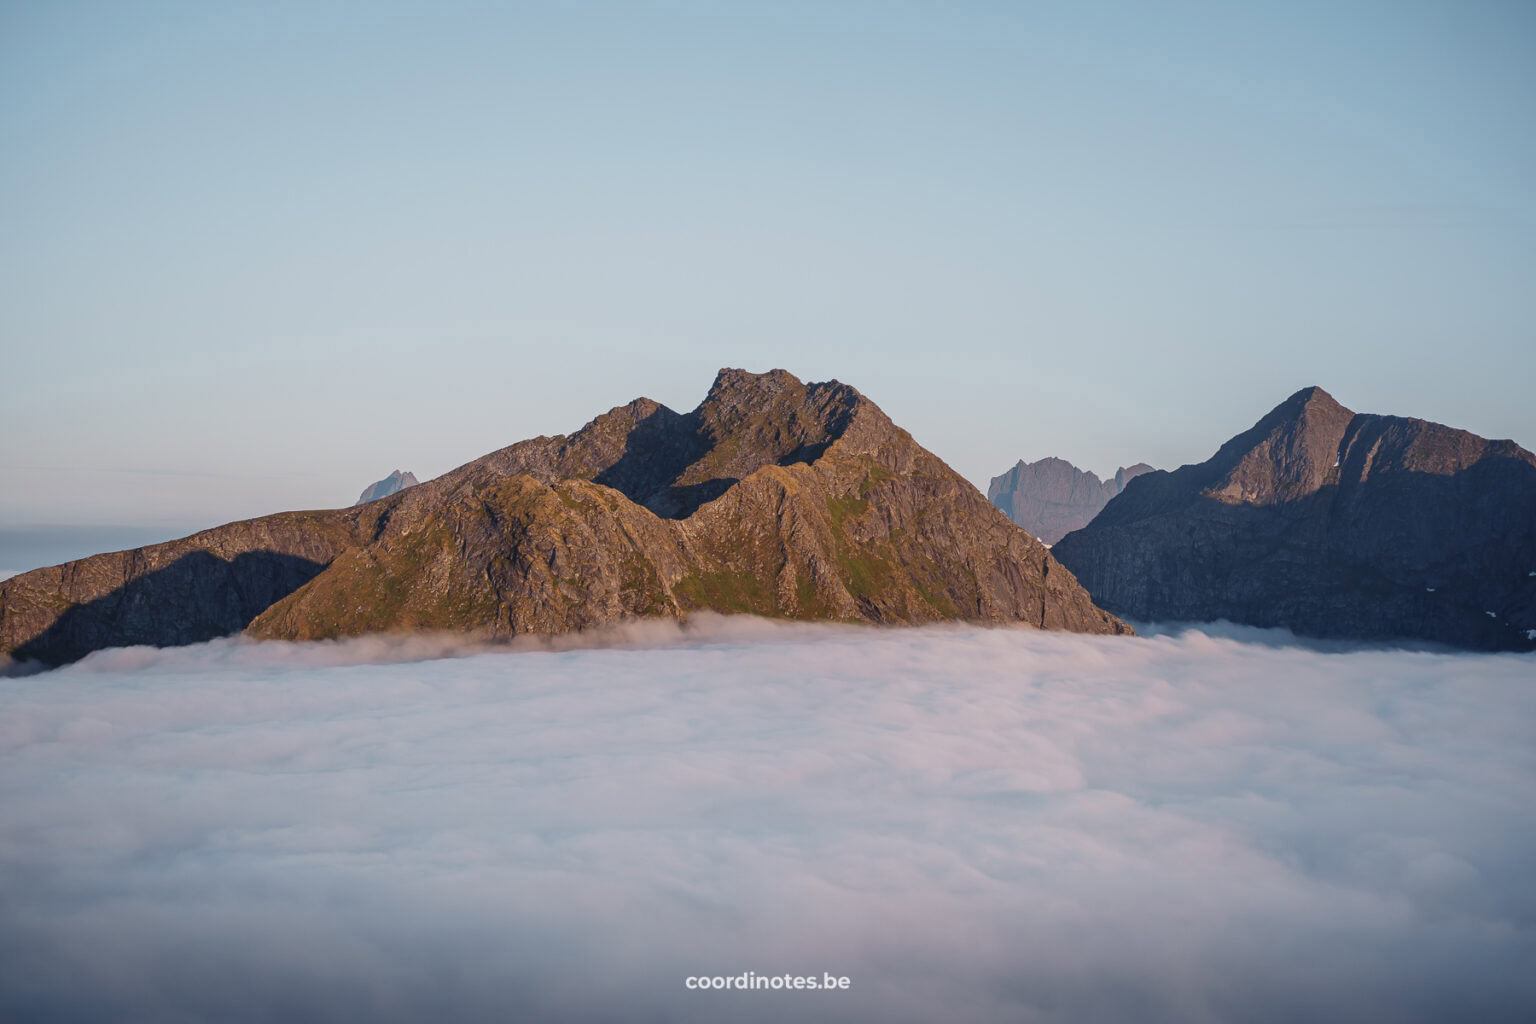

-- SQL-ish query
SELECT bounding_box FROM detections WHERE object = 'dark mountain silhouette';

[988,458,1155,544]
[1,369,1128,666]
[1052,387,1536,650]
[355,470,418,505]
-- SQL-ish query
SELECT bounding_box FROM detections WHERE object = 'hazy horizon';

[4,1,1534,528]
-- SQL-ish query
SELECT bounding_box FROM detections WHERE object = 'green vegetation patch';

[858,462,895,497]
[672,569,777,616]
[834,543,893,602]
[826,494,869,531]
[793,570,837,619]
[620,552,671,617]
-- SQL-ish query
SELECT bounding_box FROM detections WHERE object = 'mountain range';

[0,370,1128,666]
[4,375,1530,664]
[988,458,1155,544]
[1053,386,1536,650]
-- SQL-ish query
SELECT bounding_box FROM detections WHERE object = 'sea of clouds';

[2,617,1533,1023]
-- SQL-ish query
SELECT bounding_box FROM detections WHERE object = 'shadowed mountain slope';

[2,369,1128,666]
[1052,387,1536,650]
[988,458,1155,544]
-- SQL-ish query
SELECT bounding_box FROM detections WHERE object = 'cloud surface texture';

[2,617,1533,1023]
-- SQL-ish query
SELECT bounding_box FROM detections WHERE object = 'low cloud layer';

[2,622,1533,1022]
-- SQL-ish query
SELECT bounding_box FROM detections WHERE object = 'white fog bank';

[2,622,1533,1023]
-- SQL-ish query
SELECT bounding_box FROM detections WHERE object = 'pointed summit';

[1286,384,1337,406]
[1053,387,1536,651]
[1199,386,1355,505]
[1236,386,1349,439]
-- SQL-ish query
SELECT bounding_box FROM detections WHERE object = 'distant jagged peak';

[354,470,419,506]
[992,457,1150,489]
[996,457,1154,492]
[987,456,1156,545]
[1112,464,1155,494]
[1016,456,1102,484]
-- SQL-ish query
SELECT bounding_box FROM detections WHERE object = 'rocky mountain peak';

[1053,387,1536,650]
[707,366,803,400]
[2,370,1130,666]
[1290,384,1340,409]
[1203,386,1356,506]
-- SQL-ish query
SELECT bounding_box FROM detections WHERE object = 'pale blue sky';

[2,0,1533,534]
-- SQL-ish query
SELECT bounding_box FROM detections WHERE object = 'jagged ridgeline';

[1053,387,1536,651]
[1,369,1129,665]
[988,458,1155,545]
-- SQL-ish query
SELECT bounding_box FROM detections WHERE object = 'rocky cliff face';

[2,370,1128,666]
[356,470,419,505]
[988,458,1154,544]
[1052,387,1536,650]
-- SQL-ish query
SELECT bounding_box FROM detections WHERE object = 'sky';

[3,620,1534,1021]
[2,0,1533,533]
